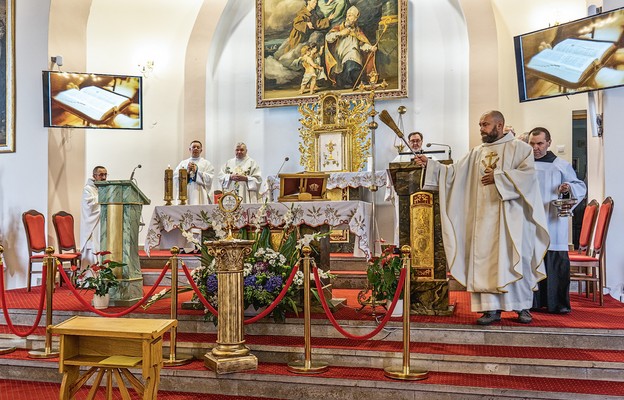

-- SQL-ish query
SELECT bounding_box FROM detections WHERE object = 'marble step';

[0,336,624,392]
[3,309,624,351]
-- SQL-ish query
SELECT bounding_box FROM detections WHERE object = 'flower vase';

[388,299,403,317]
[93,293,110,309]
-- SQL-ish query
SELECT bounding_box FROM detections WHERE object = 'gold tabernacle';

[278,172,329,202]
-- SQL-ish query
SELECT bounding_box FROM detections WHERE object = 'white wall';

[601,0,624,299]
[0,1,50,288]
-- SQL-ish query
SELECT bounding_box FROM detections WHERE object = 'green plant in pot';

[367,245,403,304]
[77,251,125,309]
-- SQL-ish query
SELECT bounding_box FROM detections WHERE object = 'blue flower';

[206,274,218,293]
[244,275,257,287]
[264,275,283,292]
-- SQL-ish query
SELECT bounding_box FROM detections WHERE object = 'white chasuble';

[219,156,262,203]
[424,134,549,312]
[174,157,215,205]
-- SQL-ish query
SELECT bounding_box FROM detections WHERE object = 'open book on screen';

[53,86,133,124]
[526,38,617,88]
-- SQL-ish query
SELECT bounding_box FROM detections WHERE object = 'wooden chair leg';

[27,261,32,292]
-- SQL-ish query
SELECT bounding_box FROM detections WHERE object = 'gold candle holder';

[164,166,173,205]
[178,168,187,205]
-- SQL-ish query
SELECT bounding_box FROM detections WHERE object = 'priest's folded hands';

[414,154,428,167]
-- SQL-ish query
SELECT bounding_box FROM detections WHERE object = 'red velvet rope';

[57,259,170,317]
[0,260,47,337]
[244,263,299,324]
[180,261,300,324]
[180,263,219,316]
[313,264,407,340]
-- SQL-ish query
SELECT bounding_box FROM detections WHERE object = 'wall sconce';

[138,60,154,78]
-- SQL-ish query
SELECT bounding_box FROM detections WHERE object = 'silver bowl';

[551,198,577,217]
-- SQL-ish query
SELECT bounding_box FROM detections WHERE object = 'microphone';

[426,143,452,159]
[268,157,289,202]
[130,164,142,181]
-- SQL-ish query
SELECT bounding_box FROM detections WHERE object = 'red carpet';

[2,285,623,330]
[2,349,623,397]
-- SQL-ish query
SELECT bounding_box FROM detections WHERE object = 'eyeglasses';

[96,173,108,177]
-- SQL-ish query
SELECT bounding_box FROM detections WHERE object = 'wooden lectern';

[95,180,150,306]
[387,161,452,315]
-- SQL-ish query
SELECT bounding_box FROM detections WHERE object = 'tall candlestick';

[178,168,188,205]
[164,166,173,205]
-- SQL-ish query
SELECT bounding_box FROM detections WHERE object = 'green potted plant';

[77,251,124,309]
[367,246,404,316]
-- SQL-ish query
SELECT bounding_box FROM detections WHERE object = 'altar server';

[529,127,586,314]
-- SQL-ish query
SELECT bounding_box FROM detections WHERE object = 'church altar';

[144,201,373,257]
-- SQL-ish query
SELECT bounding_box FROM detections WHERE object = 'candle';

[178,168,188,205]
[164,166,173,205]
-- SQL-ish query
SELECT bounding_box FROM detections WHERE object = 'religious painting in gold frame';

[255,0,408,108]
[0,0,15,153]
[298,92,370,172]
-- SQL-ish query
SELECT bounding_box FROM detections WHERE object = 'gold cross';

[481,151,499,170]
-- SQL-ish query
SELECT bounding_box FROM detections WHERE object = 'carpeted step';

[329,253,368,271]
[2,349,624,399]
[329,270,368,289]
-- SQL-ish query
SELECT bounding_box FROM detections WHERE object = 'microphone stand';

[268,157,289,202]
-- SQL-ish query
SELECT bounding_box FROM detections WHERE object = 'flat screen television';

[514,7,624,102]
[43,71,143,129]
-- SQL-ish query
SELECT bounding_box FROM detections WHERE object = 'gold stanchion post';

[384,245,428,380]
[29,247,60,359]
[0,245,16,355]
[287,246,328,374]
[163,247,193,366]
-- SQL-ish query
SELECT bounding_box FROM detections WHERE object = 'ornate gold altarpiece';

[298,92,371,249]
[387,162,452,316]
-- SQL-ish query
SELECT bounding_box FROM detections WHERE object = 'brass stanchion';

[287,247,328,374]
[0,245,16,355]
[163,247,193,366]
[29,247,60,359]
[384,245,428,380]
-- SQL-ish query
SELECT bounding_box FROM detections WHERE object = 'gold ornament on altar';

[178,169,188,205]
[298,92,371,172]
[218,191,242,240]
[164,166,173,205]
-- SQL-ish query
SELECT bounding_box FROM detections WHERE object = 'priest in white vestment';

[386,132,424,245]
[529,127,586,314]
[415,111,549,325]
[80,166,107,266]
[173,140,215,205]
[219,142,262,203]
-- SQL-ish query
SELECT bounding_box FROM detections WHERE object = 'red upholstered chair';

[569,197,614,305]
[569,199,599,256]
[52,211,81,283]
[22,210,47,292]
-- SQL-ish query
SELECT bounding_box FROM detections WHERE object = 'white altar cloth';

[144,201,373,257]
[263,171,388,201]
